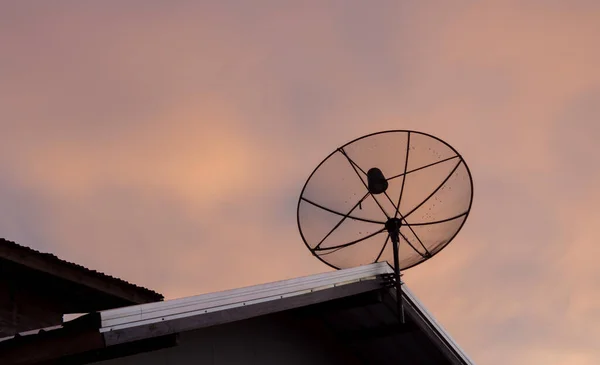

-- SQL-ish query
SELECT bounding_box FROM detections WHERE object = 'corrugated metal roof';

[0,238,163,301]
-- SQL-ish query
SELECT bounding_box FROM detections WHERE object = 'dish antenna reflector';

[297,130,473,322]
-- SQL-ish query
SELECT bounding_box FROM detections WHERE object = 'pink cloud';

[0,1,599,364]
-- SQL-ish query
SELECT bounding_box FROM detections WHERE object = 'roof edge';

[99,262,474,364]
[100,262,391,330]
[0,238,163,304]
[400,286,475,365]
[0,262,476,365]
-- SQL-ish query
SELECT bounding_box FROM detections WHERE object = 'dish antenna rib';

[297,130,474,323]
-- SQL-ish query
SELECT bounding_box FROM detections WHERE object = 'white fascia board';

[100,262,392,332]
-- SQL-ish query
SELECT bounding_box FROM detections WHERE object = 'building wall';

[96,312,362,365]
[0,263,65,336]
[0,260,132,337]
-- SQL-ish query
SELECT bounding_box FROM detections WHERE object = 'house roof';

[0,262,474,364]
[0,238,163,304]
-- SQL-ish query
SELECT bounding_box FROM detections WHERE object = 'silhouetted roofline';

[0,238,163,304]
[0,262,474,365]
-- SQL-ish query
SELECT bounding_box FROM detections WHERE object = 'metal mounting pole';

[386,218,405,324]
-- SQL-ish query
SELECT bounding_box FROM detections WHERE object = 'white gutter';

[100,262,391,332]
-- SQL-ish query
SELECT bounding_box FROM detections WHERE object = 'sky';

[1,1,599,363]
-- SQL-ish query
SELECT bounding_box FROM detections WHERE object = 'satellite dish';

[297,130,473,322]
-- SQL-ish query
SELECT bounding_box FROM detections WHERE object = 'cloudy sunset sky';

[1,1,599,363]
